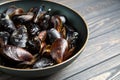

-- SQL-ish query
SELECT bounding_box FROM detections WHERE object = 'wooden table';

[0,0,120,80]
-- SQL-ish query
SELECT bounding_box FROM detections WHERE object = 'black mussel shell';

[0,15,16,34]
[0,31,10,45]
[51,15,63,32]
[33,57,55,68]
[34,5,47,23]
[0,13,5,19]
[0,57,2,65]
[0,45,33,62]
[39,18,50,30]
[4,5,17,16]
[39,14,51,30]
[12,13,34,24]
[67,31,79,48]
[47,28,61,44]
[12,8,24,16]
[29,7,39,15]
[10,25,28,48]
[26,37,41,54]
[64,24,79,48]
[26,23,40,36]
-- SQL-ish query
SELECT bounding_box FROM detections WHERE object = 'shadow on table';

[0,72,52,80]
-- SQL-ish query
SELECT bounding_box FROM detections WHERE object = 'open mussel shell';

[10,25,28,48]
[0,45,33,62]
[50,38,68,63]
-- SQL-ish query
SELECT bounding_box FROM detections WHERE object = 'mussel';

[0,31,10,45]
[12,13,34,24]
[33,57,54,68]
[33,5,47,23]
[51,15,63,32]
[4,5,24,18]
[12,8,24,16]
[3,5,17,16]
[0,15,16,34]
[65,24,79,49]
[38,30,47,42]
[29,7,39,15]
[59,16,66,24]
[25,23,40,37]
[0,45,33,62]
[39,12,51,30]
[41,44,51,56]
[50,38,68,63]
[47,28,61,43]
[26,37,41,54]
[10,25,28,47]
[0,13,4,19]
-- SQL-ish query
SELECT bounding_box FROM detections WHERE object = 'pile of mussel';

[0,5,79,69]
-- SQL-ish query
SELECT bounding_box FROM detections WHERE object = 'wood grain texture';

[0,0,120,80]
